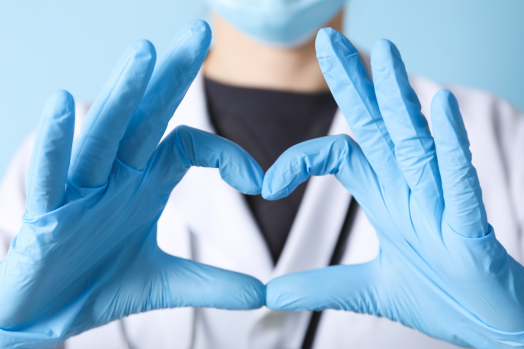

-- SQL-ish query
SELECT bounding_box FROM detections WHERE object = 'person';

[0,1,523,348]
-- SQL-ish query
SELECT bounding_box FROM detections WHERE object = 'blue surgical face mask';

[206,0,346,48]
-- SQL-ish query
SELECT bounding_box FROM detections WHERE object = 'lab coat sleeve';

[493,98,524,257]
[462,87,524,261]
[0,132,35,260]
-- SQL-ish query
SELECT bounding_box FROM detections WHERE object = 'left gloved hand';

[0,20,265,349]
[263,28,524,348]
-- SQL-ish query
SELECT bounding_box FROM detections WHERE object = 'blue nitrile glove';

[0,20,265,349]
[264,28,524,348]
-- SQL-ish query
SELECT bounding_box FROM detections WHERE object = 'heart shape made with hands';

[1,19,523,349]
[262,28,524,349]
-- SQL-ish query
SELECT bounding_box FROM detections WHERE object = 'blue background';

[1,0,523,177]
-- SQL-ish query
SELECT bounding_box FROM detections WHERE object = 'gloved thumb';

[99,250,266,322]
[266,259,383,315]
[155,254,266,310]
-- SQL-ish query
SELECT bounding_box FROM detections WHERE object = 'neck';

[204,11,344,93]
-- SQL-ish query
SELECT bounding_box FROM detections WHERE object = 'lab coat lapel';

[166,71,275,282]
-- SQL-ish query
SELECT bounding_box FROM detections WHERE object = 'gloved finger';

[26,91,75,215]
[262,135,388,229]
[147,125,264,195]
[117,20,212,170]
[431,90,488,237]
[261,135,358,201]
[266,259,383,314]
[315,28,405,192]
[68,40,156,188]
[371,40,442,214]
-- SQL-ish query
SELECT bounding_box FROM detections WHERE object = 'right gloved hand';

[0,20,265,349]
[263,29,524,348]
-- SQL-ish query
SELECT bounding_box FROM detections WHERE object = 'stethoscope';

[118,196,359,349]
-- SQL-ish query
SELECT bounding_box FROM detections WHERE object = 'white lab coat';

[0,70,523,349]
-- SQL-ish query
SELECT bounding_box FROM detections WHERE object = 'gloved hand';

[264,28,524,348]
[0,20,265,349]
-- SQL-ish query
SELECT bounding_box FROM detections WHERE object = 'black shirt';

[205,77,338,264]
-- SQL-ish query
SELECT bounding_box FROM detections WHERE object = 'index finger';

[146,126,264,196]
